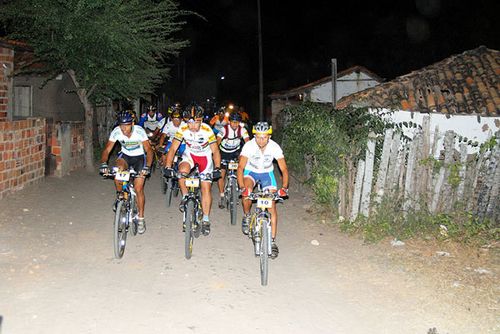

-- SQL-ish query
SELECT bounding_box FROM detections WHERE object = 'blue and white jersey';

[109,125,149,156]
[139,112,164,131]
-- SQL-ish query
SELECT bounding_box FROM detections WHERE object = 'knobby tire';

[114,201,128,259]
[260,218,269,286]
[184,200,195,259]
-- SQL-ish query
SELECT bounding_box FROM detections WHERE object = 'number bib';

[115,171,130,181]
[228,162,238,170]
[185,178,200,188]
[257,197,273,209]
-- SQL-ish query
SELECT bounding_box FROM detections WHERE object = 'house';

[269,65,383,130]
[336,46,500,152]
[0,39,86,199]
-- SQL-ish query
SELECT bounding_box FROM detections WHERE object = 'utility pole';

[257,0,264,120]
[331,58,337,108]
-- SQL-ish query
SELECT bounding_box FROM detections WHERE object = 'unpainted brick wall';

[0,47,14,121]
[0,118,46,199]
[49,121,85,177]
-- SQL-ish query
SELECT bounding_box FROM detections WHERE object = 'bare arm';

[164,139,181,168]
[276,158,289,189]
[142,140,154,168]
[237,155,248,189]
[100,140,116,164]
[158,133,167,147]
[210,142,221,168]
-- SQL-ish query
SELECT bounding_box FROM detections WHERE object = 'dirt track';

[0,169,498,334]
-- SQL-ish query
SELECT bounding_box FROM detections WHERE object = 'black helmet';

[183,104,204,121]
[229,111,242,122]
[117,110,134,124]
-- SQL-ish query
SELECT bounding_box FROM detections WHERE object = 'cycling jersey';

[109,125,149,157]
[209,115,228,135]
[139,112,164,131]
[162,120,186,142]
[173,123,216,155]
[217,124,249,153]
[240,138,284,173]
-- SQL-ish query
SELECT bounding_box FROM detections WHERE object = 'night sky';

[164,0,499,117]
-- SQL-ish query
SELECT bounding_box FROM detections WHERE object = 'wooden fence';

[342,116,499,223]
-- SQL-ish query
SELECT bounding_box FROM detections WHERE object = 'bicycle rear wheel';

[114,201,128,259]
[260,219,270,286]
[230,181,238,225]
[184,200,196,259]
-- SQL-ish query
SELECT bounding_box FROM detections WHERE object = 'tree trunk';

[67,69,95,172]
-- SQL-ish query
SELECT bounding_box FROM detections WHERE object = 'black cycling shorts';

[117,153,146,173]
[220,150,241,169]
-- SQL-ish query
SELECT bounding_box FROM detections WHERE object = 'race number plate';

[228,162,238,170]
[185,178,200,188]
[257,197,273,209]
[115,171,130,181]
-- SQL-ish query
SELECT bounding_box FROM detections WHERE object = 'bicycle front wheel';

[129,196,138,236]
[113,200,128,259]
[230,181,238,225]
[184,200,196,260]
[165,179,174,208]
[260,219,270,286]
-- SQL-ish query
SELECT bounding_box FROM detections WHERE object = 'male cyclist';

[216,111,250,208]
[209,107,229,135]
[163,104,222,236]
[158,109,187,160]
[138,105,164,140]
[100,110,153,234]
[237,121,289,259]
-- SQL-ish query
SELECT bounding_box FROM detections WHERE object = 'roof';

[336,46,500,116]
[269,65,383,99]
[0,37,32,51]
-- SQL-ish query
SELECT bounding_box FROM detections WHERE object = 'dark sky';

[164,0,499,115]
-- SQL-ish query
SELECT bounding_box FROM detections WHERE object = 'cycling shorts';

[243,170,277,190]
[221,150,241,169]
[117,153,146,173]
[180,152,213,182]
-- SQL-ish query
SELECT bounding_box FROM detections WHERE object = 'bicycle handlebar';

[101,167,139,179]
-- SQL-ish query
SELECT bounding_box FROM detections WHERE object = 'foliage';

[280,102,389,209]
[338,197,499,245]
[0,0,190,102]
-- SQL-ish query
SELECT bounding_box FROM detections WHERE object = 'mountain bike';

[103,167,139,259]
[247,183,284,286]
[178,163,212,259]
[162,151,181,207]
[223,159,239,226]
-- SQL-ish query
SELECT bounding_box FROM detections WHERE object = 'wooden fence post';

[360,133,376,217]
[350,159,365,221]
[431,130,455,213]
[386,132,401,194]
[456,143,468,203]
[374,129,393,203]
[404,130,421,213]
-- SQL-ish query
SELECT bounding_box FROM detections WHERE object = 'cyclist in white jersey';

[163,104,222,236]
[215,111,249,208]
[158,110,187,157]
[99,110,153,234]
[237,121,289,259]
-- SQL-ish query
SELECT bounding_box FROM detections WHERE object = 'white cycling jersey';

[162,120,186,142]
[109,125,148,157]
[240,138,284,173]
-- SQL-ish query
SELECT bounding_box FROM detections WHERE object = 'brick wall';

[0,47,14,121]
[49,121,85,177]
[0,118,46,199]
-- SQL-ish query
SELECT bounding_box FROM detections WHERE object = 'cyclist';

[138,105,164,140]
[158,109,187,160]
[237,121,289,259]
[163,104,222,236]
[215,111,250,208]
[99,110,153,234]
[209,107,229,135]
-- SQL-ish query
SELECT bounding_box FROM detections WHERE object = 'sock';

[203,215,210,222]
[220,193,224,197]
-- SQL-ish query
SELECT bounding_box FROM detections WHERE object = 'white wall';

[310,72,380,103]
[375,108,500,155]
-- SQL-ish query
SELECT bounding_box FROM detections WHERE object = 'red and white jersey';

[217,123,249,153]
[174,123,216,155]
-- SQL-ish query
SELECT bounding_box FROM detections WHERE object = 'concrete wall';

[49,121,85,177]
[375,108,500,154]
[310,72,380,103]
[0,118,46,199]
[13,72,84,121]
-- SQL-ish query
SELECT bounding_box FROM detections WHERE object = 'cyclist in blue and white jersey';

[99,110,153,234]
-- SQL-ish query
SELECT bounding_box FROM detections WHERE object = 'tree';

[0,0,189,171]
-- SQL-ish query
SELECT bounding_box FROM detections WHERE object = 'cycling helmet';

[147,105,157,112]
[252,121,272,135]
[228,111,242,122]
[171,110,181,119]
[117,110,134,124]
[183,104,204,121]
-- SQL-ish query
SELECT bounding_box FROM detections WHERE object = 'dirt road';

[0,170,498,334]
